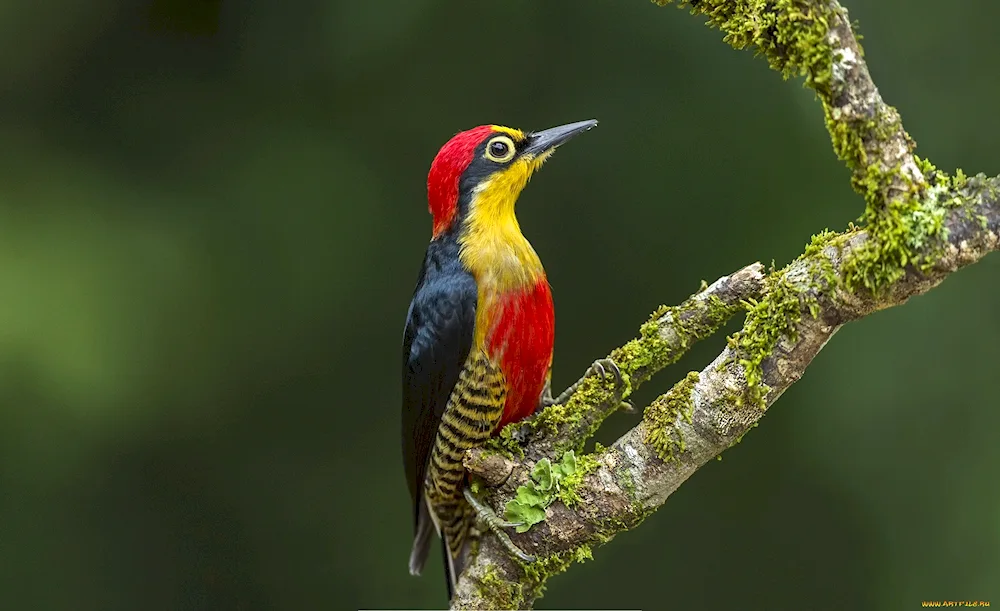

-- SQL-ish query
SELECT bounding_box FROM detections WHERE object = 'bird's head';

[426,120,597,238]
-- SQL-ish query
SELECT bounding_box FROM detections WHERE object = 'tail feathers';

[410,500,473,603]
[409,502,435,576]
[443,531,472,601]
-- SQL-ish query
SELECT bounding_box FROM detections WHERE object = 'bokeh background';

[0,0,997,609]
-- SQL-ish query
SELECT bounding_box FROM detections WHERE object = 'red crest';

[426,125,494,237]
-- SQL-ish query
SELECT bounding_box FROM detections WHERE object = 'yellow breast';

[457,162,546,349]
[457,158,545,287]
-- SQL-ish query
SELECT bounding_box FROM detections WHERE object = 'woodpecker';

[401,120,611,598]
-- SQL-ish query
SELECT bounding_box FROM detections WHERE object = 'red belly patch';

[486,278,555,431]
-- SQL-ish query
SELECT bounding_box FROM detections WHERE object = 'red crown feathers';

[426,125,495,237]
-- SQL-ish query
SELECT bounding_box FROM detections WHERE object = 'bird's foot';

[543,357,633,412]
[463,488,535,563]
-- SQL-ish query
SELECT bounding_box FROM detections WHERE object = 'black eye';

[489,140,509,158]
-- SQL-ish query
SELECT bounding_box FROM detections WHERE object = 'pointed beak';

[522,119,598,157]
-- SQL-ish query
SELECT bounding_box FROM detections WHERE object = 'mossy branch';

[448,2,1000,609]
[655,0,923,211]
[521,262,766,461]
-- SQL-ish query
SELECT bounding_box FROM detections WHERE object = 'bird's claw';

[463,488,536,563]
[591,361,607,379]
[506,541,536,563]
[548,357,629,407]
[588,358,622,386]
[586,358,631,413]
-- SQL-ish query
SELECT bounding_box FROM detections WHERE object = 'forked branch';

[448,1,1000,609]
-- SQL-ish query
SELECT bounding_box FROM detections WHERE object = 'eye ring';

[484,135,516,163]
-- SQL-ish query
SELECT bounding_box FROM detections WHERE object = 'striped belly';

[424,351,507,558]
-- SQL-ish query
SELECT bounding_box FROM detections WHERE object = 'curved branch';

[446,1,1000,609]
[656,0,922,198]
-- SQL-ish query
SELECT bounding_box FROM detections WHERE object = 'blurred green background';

[0,0,997,609]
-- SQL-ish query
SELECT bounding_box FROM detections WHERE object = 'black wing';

[401,235,477,558]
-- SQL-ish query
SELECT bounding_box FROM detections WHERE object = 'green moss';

[825,109,882,178]
[727,231,844,407]
[486,423,526,460]
[476,564,524,610]
[612,294,738,388]
[952,168,968,189]
[914,155,938,179]
[593,512,641,545]
[468,478,483,495]
[530,376,611,444]
[652,0,832,83]
[802,229,838,258]
[799,229,843,299]
[730,268,809,408]
[643,371,700,462]
[843,110,908,182]
[841,163,949,293]
[618,463,637,502]
[838,151,972,295]
[520,545,594,599]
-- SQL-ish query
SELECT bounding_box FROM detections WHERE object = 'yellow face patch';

[485,125,552,171]
[455,124,558,297]
[457,156,546,296]
[490,125,525,140]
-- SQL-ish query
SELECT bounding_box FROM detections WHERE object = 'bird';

[401,119,619,600]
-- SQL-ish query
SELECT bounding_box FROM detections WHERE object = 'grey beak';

[523,119,598,156]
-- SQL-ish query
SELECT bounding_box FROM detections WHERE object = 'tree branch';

[447,1,1000,609]
[522,262,767,461]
